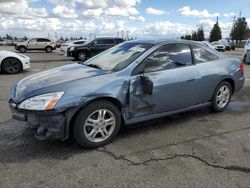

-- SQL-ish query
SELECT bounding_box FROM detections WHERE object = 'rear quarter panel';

[197,57,243,103]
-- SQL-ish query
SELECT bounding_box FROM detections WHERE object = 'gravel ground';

[0,48,250,188]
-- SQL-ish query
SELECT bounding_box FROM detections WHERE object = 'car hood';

[15,63,106,101]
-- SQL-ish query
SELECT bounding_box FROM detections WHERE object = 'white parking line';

[245,79,250,81]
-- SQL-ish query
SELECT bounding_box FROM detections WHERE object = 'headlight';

[70,46,75,51]
[18,91,65,110]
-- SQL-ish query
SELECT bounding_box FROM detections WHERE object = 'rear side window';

[94,39,115,45]
[74,41,85,44]
[37,38,51,42]
[116,39,124,44]
[144,43,192,73]
[102,39,116,45]
[192,46,218,63]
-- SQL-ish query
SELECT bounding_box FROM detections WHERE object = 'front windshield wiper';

[85,64,102,70]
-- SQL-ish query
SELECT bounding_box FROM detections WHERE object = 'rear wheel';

[19,46,27,53]
[73,101,121,148]
[45,46,53,53]
[211,81,232,112]
[1,58,22,74]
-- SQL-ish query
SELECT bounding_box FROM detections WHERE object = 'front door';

[129,43,201,118]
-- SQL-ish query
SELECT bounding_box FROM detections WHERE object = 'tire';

[45,46,53,53]
[1,58,22,74]
[211,81,232,112]
[77,51,88,61]
[73,100,121,148]
[19,46,27,53]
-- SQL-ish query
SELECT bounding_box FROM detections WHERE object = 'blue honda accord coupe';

[9,39,245,148]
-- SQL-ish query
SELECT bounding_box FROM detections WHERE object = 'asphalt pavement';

[0,48,250,188]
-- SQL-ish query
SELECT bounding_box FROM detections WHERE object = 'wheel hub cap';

[83,109,116,143]
[216,85,230,108]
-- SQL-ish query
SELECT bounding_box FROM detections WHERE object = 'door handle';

[186,79,195,82]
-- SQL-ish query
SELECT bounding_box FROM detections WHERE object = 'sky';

[0,0,250,39]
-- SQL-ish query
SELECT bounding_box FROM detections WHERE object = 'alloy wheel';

[216,85,230,108]
[83,109,116,143]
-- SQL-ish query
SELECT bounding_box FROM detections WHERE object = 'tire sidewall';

[78,51,87,61]
[2,58,22,74]
[19,46,26,53]
[73,101,121,148]
[46,46,53,53]
[212,81,232,112]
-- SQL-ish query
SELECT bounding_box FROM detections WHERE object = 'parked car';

[15,38,56,53]
[60,39,86,53]
[0,50,30,74]
[0,39,7,46]
[228,41,236,50]
[212,41,226,51]
[68,37,124,61]
[9,40,244,148]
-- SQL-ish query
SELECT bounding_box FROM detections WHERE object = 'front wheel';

[211,81,232,112]
[1,58,22,74]
[73,101,121,148]
[77,51,87,61]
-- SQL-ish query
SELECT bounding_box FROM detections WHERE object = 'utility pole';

[239,11,242,18]
[216,16,219,23]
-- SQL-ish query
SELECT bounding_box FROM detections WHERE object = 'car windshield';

[83,42,153,71]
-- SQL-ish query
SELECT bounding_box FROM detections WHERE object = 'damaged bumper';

[9,99,68,141]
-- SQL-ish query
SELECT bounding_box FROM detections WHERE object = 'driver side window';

[144,44,192,73]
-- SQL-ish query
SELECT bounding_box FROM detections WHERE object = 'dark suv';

[68,37,124,61]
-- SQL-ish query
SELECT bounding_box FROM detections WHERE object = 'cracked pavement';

[0,51,250,187]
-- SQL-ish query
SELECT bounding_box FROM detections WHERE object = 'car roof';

[95,37,123,40]
[127,39,207,46]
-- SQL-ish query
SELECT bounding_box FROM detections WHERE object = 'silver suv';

[15,38,56,53]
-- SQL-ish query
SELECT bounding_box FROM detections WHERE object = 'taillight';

[240,61,244,73]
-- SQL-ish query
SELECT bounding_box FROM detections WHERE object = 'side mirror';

[141,75,153,95]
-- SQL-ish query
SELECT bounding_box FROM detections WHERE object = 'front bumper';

[9,99,66,140]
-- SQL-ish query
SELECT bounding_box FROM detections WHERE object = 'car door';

[90,39,115,56]
[37,38,50,49]
[129,43,201,118]
[191,45,222,103]
[27,38,38,49]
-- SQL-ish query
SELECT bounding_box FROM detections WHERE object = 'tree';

[197,26,205,41]
[209,22,222,42]
[192,31,198,41]
[180,36,185,39]
[231,17,249,45]
[185,35,191,40]
[6,34,13,40]
[22,36,28,41]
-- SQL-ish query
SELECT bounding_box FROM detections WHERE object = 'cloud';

[76,0,108,9]
[0,0,28,15]
[82,9,103,19]
[178,6,219,18]
[26,8,48,17]
[223,12,237,17]
[52,5,78,18]
[146,21,195,36]
[146,7,167,16]
[129,16,145,22]
[105,6,139,16]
